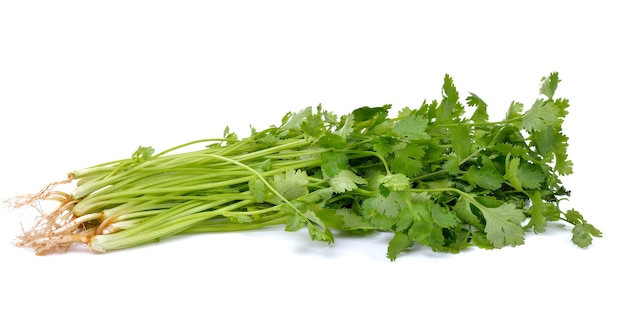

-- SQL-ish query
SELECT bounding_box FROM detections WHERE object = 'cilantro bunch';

[10,72,600,260]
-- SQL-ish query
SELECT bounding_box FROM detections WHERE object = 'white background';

[1,1,624,316]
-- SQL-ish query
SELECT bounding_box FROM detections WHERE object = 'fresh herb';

[7,72,600,260]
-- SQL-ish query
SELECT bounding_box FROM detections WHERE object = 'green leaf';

[321,151,349,177]
[431,204,459,228]
[307,222,334,243]
[466,92,489,123]
[525,191,547,233]
[494,143,530,159]
[540,72,560,99]
[408,221,431,244]
[379,173,411,191]
[390,145,425,177]
[318,131,346,149]
[329,170,367,193]
[554,98,570,118]
[565,209,585,224]
[335,114,354,139]
[373,136,395,158]
[471,231,494,249]
[352,105,391,125]
[269,169,309,202]
[572,222,602,248]
[462,165,504,190]
[132,146,155,162]
[504,156,523,191]
[318,207,371,230]
[555,153,574,175]
[453,196,483,230]
[393,113,430,140]
[248,179,267,203]
[362,192,405,218]
[285,212,306,232]
[529,125,569,161]
[518,162,545,189]
[282,106,312,130]
[228,214,254,223]
[387,232,414,261]
[476,200,526,248]
[300,110,325,138]
[506,101,524,120]
[521,99,559,133]
[442,154,461,175]
[297,188,334,204]
[336,208,371,230]
[451,124,472,160]
[437,74,464,122]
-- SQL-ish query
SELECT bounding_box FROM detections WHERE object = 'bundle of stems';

[7,73,601,260]
[11,125,345,255]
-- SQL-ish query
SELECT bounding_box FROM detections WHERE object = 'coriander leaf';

[453,196,484,230]
[554,98,570,118]
[540,72,560,99]
[525,191,547,233]
[565,209,585,224]
[506,101,524,121]
[352,105,391,125]
[335,114,354,139]
[442,154,461,175]
[529,125,569,161]
[362,192,405,218]
[518,162,545,189]
[504,156,523,191]
[222,126,239,144]
[393,112,430,140]
[555,153,574,175]
[336,208,371,230]
[373,136,395,158]
[297,188,334,204]
[285,212,307,231]
[466,92,489,123]
[544,202,561,222]
[300,110,325,138]
[307,222,334,243]
[471,231,494,249]
[319,207,372,231]
[132,146,155,162]
[390,145,425,177]
[228,214,254,223]
[321,106,338,125]
[451,124,472,160]
[407,221,431,244]
[387,232,414,261]
[248,179,267,203]
[417,99,439,121]
[397,107,413,119]
[379,173,411,191]
[269,169,309,202]
[431,204,460,228]
[329,170,367,193]
[282,106,312,130]
[361,192,410,230]
[521,99,559,133]
[437,74,464,122]
[462,165,504,190]
[321,151,349,177]
[572,222,602,248]
[318,131,347,149]
[476,200,526,248]
[494,143,530,159]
